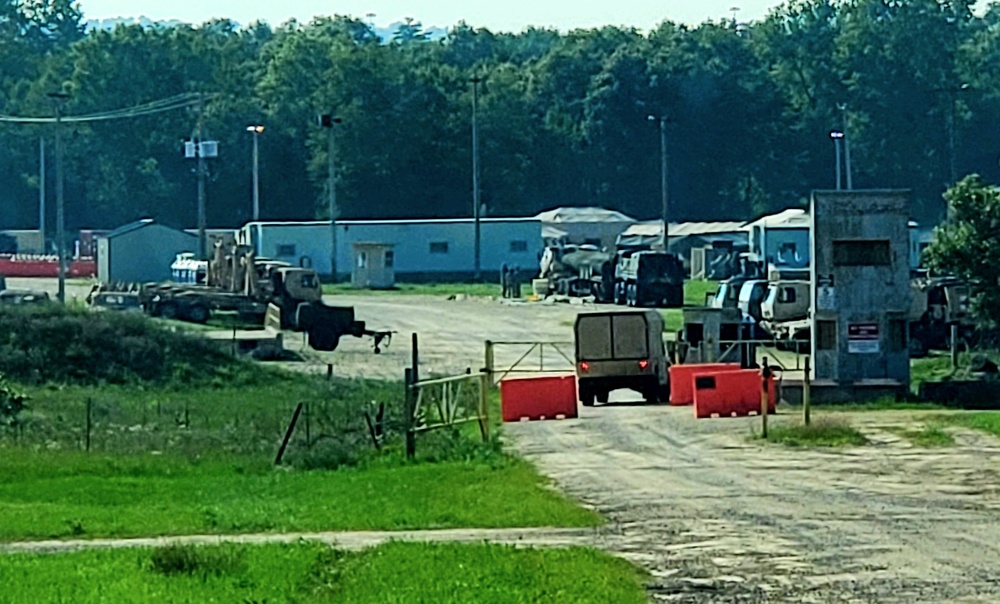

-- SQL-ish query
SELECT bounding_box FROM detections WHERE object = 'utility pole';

[38,137,46,247]
[247,125,264,221]
[47,92,69,304]
[648,115,669,249]
[830,131,844,190]
[319,114,342,282]
[196,93,207,260]
[471,75,483,282]
[839,104,853,190]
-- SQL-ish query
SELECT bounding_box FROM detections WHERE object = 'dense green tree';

[925,175,1000,327]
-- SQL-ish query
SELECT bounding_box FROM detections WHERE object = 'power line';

[0,93,213,124]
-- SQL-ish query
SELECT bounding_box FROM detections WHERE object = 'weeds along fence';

[0,380,410,466]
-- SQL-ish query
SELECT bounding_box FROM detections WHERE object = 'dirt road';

[510,406,1000,603]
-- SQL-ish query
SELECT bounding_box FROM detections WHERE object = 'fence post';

[479,372,491,442]
[761,357,769,439]
[484,340,495,386]
[404,368,416,459]
[412,333,420,383]
[274,403,304,465]
[326,364,333,381]
[803,356,811,427]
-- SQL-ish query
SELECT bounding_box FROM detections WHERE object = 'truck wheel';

[596,391,609,404]
[309,328,341,352]
[644,388,659,404]
[159,302,178,320]
[579,386,595,407]
[186,304,210,324]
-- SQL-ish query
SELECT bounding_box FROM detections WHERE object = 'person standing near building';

[500,263,510,298]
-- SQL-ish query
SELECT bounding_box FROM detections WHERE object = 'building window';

[817,320,837,350]
[429,241,449,254]
[780,287,797,304]
[509,240,528,253]
[384,250,394,268]
[833,240,891,266]
[357,252,368,269]
[276,243,296,257]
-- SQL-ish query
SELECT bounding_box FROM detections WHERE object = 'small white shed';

[351,242,395,289]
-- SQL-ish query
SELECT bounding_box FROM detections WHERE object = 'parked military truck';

[752,275,974,356]
[613,251,685,308]
[574,310,669,405]
[89,244,391,352]
[539,245,615,301]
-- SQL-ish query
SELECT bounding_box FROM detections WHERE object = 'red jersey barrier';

[668,363,743,406]
[693,369,777,419]
[500,374,578,422]
[0,256,96,278]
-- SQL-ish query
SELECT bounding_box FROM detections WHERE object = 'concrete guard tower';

[810,190,911,401]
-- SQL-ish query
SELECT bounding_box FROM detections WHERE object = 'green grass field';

[0,452,599,542]
[0,542,648,604]
[890,425,956,447]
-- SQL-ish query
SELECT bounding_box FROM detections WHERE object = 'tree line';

[0,0,998,236]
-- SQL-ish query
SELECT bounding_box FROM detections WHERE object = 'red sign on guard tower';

[848,323,880,354]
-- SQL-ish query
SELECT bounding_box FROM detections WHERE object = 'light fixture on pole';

[837,104,853,190]
[319,114,342,283]
[829,130,844,191]
[46,91,69,304]
[246,125,264,221]
[648,115,669,250]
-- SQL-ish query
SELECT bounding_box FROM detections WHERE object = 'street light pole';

[196,93,207,260]
[319,114,342,282]
[648,115,669,250]
[838,104,853,190]
[47,92,69,304]
[830,130,844,190]
[471,75,482,281]
[247,125,264,221]
[39,137,46,247]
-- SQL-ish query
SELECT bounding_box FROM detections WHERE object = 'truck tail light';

[580,362,590,372]
[638,359,649,370]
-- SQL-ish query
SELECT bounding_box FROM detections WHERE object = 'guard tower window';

[780,287,797,303]
[833,240,891,266]
[276,244,296,257]
[429,242,449,254]
[384,250,394,268]
[817,320,837,350]
[509,240,528,253]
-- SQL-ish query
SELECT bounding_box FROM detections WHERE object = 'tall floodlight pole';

[38,137,46,246]
[196,93,208,259]
[830,130,844,190]
[648,115,669,250]
[47,92,69,303]
[247,125,264,221]
[838,104,853,190]
[319,114,342,282]
[471,75,483,281]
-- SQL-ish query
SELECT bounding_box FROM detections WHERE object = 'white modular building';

[238,217,542,280]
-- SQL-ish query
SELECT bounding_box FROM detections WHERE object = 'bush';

[148,544,245,578]
[0,305,261,386]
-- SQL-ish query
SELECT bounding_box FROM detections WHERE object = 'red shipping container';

[668,363,743,406]
[500,374,578,422]
[693,369,777,419]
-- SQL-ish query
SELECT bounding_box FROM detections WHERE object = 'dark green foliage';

[149,544,246,578]
[925,175,1000,328]
[0,374,27,429]
[1,3,999,230]
[0,305,256,386]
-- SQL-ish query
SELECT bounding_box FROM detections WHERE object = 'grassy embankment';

[0,305,599,542]
[0,542,649,604]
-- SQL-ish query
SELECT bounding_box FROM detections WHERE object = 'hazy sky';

[77,0,791,31]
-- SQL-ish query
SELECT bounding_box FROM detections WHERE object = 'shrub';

[148,544,245,578]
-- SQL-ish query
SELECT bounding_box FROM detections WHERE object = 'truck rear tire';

[596,391,609,404]
[579,385,595,407]
[159,302,178,320]
[186,304,210,324]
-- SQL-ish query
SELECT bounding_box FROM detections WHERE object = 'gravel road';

[509,406,1000,603]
